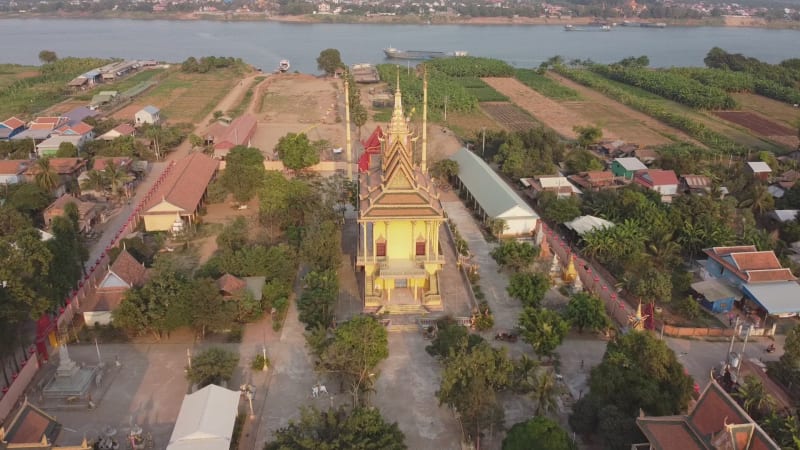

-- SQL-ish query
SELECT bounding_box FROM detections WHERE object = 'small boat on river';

[278,60,290,72]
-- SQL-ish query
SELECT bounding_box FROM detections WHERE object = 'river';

[1,19,799,71]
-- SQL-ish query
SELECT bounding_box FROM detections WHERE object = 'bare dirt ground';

[251,74,345,158]
[545,73,698,146]
[733,93,800,128]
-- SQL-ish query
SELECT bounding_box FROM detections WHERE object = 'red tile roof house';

[206,114,257,159]
[216,273,266,301]
[568,171,619,191]
[0,116,26,140]
[84,249,150,326]
[634,169,680,201]
[140,153,219,232]
[23,157,86,197]
[42,194,98,233]
[0,159,30,185]
[634,380,780,450]
[703,246,800,321]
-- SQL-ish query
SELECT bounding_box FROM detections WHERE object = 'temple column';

[362,222,368,262]
[384,221,390,258]
[411,221,416,259]
[427,220,433,261]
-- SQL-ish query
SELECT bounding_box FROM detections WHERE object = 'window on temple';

[416,240,426,256]
[376,240,386,257]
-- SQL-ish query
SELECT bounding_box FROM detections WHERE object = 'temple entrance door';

[395,279,408,288]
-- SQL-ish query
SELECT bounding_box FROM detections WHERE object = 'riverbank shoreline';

[1,11,799,30]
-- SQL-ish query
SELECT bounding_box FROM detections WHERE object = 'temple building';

[356,76,445,312]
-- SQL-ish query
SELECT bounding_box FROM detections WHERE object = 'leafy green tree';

[7,183,51,221]
[55,142,78,157]
[518,307,569,359]
[437,342,514,447]
[487,218,508,237]
[276,132,319,171]
[221,145,265,203]
[503,417,576,450]
[627,266,673,304]
[80,170,106,196]
[189,133,204,150]
[38,50,58,64]
[112,261,192,339]
[45,215,85,303]
[301,219,342,272]
[564,148,603,174]
[315,315,389,406]
[265,406,406,450]
[573,124,603,148]
[570,331,693,447]
[297,269,338,329]
[425,317,484,359]
[352,104,368,138]
[564,292,611,333]
[216,217,249,253]
[188,278,236,339]
[490,240,540,271]
[316,48,344,76]
[430,159,459,180]
[186,347,239,388]
[537,192,582,224]
[103,160,133,200]
[531,369,560,416]
[507,272,551,308]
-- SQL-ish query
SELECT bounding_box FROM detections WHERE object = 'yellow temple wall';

[375,220,433,260]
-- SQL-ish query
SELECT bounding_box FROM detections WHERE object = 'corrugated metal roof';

[614,157,647,171]
[564,215,615,235]
[449,148,538,219]
[742,282,800,315]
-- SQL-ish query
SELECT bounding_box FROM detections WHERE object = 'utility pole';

[444,95,448,122]
[481,127,486,157]
[344,75,353,180]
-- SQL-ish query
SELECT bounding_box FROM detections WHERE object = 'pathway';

[441,201,521,331]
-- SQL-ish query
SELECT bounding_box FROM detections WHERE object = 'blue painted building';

[0,117,26,140]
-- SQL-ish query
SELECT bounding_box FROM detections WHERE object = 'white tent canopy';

[167,385,240,450]
[565,215,615,236]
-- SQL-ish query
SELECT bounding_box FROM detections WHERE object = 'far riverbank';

[2,11,799,30]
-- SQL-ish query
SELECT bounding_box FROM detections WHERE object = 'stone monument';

[43,342,98,400]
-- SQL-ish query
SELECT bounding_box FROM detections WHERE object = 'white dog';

[318,384,328,396]
[311,386,319,398]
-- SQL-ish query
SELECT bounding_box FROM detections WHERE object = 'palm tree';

[739,183,774,216]
[531,369,560,416]
[145,126,164,160]
[487,218,508,238]
[34,157,58,192]
[80,169,106,196]
[103,161,133,200]
[734,375,775,419]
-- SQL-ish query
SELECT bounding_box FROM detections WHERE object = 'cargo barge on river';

[383,47,468,60]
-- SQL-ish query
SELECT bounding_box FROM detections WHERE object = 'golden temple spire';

[389,66,407,136]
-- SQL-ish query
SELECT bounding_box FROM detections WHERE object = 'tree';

[518,307,569,359]
[297,269,338,329]
[221,146,265,203]
[507,272,551,308]
[626,266,672,304]
[573,124,603,148]
[426,317,484,359]
[537,191,582,224]
[437,341,514,447]
[315,315,389,407]
[185,347,238,388]
[316,48,344,76]
[352,104,368,138]
[734,375,775,419]
[430,159,459,180]
[103,161,133,200]
[570,331,693,447]
[502,417,576,450]
[55,142,78,157]
[189,133,204,151]
[564,148,604,174]
[144,126,165,160]
[265,406,406,450]
[33,158,58,192]
[276,133,319,171]
[530,369,561,416]
[45,215,85,304]
[38,50,58,64]
[80,170,106,197]
[487,218,508,237]
[7,183,52,221]
[564,292,611,333]
[216,217,250,253]
[300,219,342,272]
[188,278,236,339]
[490,240,540,271]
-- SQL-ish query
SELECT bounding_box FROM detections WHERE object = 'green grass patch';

[515,69,582,101]
[227,82,255,118]
[455,77,508,102]
[373,109,392,122]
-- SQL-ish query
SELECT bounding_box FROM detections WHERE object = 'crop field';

[713,111,795,136]
[0,64,38,91]
[732,93,800,128]
[453,77,508,102]
[480,102,538,132]
[134,68,240,123]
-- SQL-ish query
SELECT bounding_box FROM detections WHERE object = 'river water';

[1,19,798,71]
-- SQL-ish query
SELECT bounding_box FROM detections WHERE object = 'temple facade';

[356,78,445,312]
